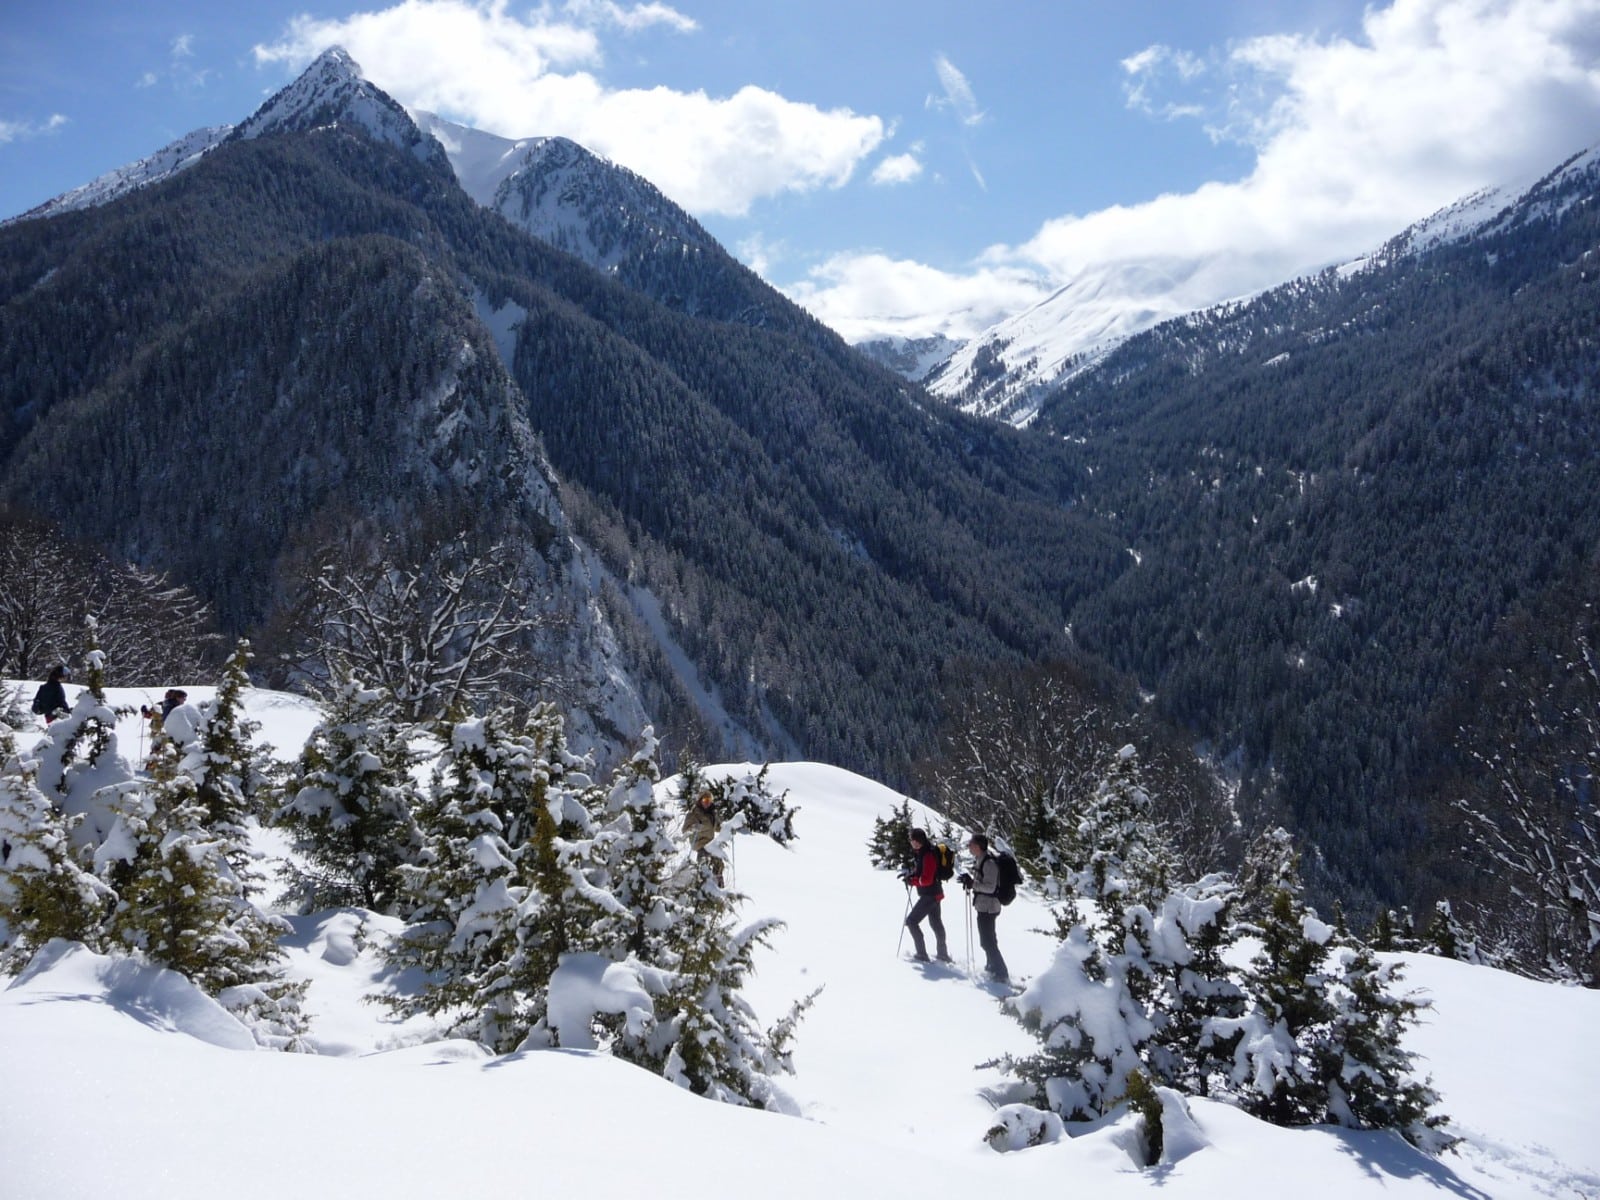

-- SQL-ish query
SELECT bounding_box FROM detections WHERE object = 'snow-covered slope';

[416,111,720,274]
[930,141,1600,427]
[4,125,232,226]
[853,333,966,383]
[924,260,1215,423]
[3,687,1597,1199]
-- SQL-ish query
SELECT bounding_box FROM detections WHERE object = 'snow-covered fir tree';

[1146,875,1245,1097]
[1218,887,1338,1127]
[591,727,678,960]
[1209,831,1451,1145]
[865,797,914,870]
[1003,920,1154,1119]
[32,621,136,849]
[1323,943,1452,1149]
[0,726,114,967]
[1234,825,1303,930]
[1367,907,1422,952]
[1421,899,1482,964]
[100,714,307,1045]
[388,702,618,1053]
[185,643,272,857]
[272,675,423,913]
[647,841,816,1109]
[1001,745,1202,1119]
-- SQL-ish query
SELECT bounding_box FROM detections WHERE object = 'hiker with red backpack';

[899,827,952,963]
[959,833,1009,983]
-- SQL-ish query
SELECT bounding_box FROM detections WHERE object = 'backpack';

[993,851,1021,906]
[30,685,50,716]
[933,842,956,882]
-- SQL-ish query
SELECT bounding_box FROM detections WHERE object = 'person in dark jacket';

[30,665,70,724]
[959,833,1009,982]
[900,827,950,963]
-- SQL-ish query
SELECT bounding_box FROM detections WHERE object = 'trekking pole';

[896,883,912,957]
[965,891,975,978]
[728,836,737,892]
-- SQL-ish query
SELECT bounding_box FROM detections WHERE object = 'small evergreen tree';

[1322,944,1452,1149]
[866,798,914,870]
[1421,899,1481,963]
[1235,826,1302,931]
[0,728,115,966]
[105,727,304,1015]
[1147,875,1245,1097]
[33,621,136,850]
[389,703,616,1053]
[1225,888,1336,1127]
[272,675,422,913]
[648,851,815,1109]
[187,642,272,845]
[1002,922,1154,1119]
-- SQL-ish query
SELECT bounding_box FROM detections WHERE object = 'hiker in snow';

[685,786,725,885]
[140,688,188,737]
[959,834,1009,983]
[30,665,70,724]
[900,827,950,963]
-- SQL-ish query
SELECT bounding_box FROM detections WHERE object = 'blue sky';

[4,0,1599,341]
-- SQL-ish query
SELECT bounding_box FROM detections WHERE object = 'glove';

[957,872,973,888]
[898,872,912,884]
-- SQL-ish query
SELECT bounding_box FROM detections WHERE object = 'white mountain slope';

[415,110,721,274]
[4,125,232,226]
[3,686,1596,1199]
[853,333,967,383]
[928,141,1600,427]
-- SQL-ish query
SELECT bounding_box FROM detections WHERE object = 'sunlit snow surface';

[2,686,1596,1199]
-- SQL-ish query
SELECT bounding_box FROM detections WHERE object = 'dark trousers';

[906,893,947,959]
[977,911,1008,980]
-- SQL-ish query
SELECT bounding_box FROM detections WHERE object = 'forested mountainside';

[0,56,1115,785]
[1030,148,1600,907]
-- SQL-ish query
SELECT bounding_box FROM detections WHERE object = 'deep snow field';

[2,684,1596,1199]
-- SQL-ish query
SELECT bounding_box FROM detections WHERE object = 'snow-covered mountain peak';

[415,111,719,274]
[233,46,444,170]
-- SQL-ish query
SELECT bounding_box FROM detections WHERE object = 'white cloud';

[0,113,68,145]
[1121,44,1208,121]
[928,53,984,127]
[782,251,1049,342]
[253,1,884,217]
[172,33,195,59]
[136,71,159,89]
[802,0,1600,341]
[870,151,923,186]
[561,0,697,34]
[736,232,788,277]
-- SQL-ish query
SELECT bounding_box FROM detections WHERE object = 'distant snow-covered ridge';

[924,140,1600,428]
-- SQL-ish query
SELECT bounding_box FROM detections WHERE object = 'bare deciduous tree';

[0,507,218,683]
[290,538,564,722]
[1453,636,1599,985]
[917,660,1238,881]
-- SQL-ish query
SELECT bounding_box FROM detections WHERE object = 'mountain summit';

[231,46,447,172]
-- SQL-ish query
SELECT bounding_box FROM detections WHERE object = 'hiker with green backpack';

[899,827,953,963]
[959,833,1011,983]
